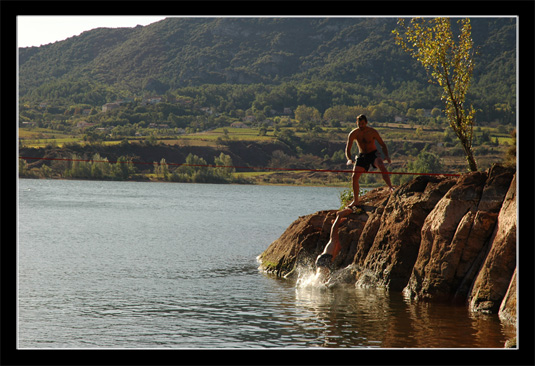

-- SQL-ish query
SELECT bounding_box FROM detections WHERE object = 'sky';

[17,16,168,48]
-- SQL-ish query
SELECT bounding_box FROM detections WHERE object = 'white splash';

[295,266,331,289]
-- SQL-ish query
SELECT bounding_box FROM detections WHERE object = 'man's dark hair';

[357,114,368,122]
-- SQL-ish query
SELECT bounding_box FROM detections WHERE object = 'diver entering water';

[314,206,357,282]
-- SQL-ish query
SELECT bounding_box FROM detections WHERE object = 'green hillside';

[19,17,515,122]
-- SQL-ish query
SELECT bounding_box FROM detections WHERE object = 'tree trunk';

[463,144,478,172]
[455,126,478,172]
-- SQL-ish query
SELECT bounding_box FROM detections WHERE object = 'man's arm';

[374,131,391,164]
[345,130,356,164]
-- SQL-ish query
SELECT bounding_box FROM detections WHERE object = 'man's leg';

[330,208,352,257]
[349,166,366,207]
[315,208,352,278]
[375,157,394,191]
[319,208,352,258]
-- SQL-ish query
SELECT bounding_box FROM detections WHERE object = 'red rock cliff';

[258,165,516,323]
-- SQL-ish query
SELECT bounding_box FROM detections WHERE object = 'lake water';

[17,179,515,349]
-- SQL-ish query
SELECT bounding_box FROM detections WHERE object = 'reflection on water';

[291,268,515,348]
[294,285,389,347]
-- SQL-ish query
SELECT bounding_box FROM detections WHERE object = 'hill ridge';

[19,17,516,120]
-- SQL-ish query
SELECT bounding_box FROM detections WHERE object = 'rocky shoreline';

[258,165,517,332]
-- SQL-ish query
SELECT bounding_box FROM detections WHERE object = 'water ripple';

[18,180,515,349]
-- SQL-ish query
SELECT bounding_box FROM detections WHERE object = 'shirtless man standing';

[345,114,394,208]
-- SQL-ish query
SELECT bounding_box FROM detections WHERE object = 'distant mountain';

[19,17,516,121]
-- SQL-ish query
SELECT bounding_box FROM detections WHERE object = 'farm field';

[19,121,514,187]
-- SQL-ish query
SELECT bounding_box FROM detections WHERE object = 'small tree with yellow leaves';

[393,17,478,171]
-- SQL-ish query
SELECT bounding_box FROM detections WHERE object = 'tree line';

[19,152,243,184]
[19,154,137,181]
[20,78,515,146]
[154,153,243,184]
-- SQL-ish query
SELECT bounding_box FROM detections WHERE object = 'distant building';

[230,122,247,128]
[148,123,169,129]
[102,103,120,112]
[77,121,95,130]
[141,97,162,106]
[116,98,134,104]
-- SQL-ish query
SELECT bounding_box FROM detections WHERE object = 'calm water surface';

[17,179,515,348]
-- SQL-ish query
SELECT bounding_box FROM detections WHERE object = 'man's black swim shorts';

[355,150,378,171]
